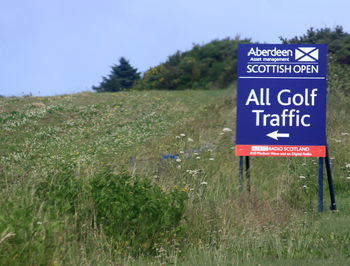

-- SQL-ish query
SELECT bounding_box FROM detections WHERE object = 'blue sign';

[236,44,327,157]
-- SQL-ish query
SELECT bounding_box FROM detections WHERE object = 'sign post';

[235,44,336,211]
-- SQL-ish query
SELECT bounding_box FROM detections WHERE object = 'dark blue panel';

[236,44,327,147]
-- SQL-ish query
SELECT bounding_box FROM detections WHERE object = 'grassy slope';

[0,89,232,264]
[130,83,350,265]
[1,69,350,265]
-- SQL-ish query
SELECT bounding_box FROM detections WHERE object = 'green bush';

[36,166,83,214]
[327,54,350,95]
[134,37,251,91]
[90,169,188,255]
[281,25,350,66]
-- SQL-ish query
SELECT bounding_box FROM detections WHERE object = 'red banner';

[236,145,325,157]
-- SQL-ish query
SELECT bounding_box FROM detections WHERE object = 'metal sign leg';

[245,156,250,193]
[239,156,243,192]
[318,157,324,212]
[325,146,337,210]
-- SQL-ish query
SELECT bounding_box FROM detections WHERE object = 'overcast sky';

[1,0,350,96]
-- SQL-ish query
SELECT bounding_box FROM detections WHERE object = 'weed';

[90,168,188,255]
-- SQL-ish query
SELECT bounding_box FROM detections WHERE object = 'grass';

[1,61,350,265]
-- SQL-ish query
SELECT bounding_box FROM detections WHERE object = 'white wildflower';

[222,128,232,132]
[346,164,350,168]
[200,181,208,185]
[341,132,349,136]
[176,158,181,162]
[177,165,181,169]
[194,152,199,155]
[303,185,308,189]
[220,132,225,135]
[186,169,199,175]
[346,177,350,180]
[299,176,306,179]
[188,138,194,142]
[180,151,184,154]
[175,136,181,139]
[180,133,186,137]
[196,156,200,159]
[209,158,214,161]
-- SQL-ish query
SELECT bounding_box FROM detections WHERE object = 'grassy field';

[1,62,350,265]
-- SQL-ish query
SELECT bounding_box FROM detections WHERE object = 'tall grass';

[1,58,350,264]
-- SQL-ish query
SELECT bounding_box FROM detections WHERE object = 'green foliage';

[134,37,251,91]
[327,54,350,94]
[93,57,140,92]
[281,25,350,65]
[0,194,58,265]
[36,165,83,213]
[90,168,188,254]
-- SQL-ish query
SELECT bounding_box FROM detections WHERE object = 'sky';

[1,0,350,97]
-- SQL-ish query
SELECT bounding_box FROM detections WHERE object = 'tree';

[93,57,140,92]
[280,26,350,65]
[134,37,251,91]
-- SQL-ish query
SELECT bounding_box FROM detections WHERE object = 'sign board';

[236,44,327,157]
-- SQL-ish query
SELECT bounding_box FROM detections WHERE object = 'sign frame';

[235,44,327,157]
[235,43,336,212]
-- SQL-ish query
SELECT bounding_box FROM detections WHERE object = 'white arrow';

[266,130,290,140]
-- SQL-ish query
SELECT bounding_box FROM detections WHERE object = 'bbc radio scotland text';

[251,146,310,152]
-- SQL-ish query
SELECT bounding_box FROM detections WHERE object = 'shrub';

[36,166,83,214]
[0,194,59,265]
[327,54,350,95]
[90,168,188,255]
[134,37,251,91]
[280,26,350,66]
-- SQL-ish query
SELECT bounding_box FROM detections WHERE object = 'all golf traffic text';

[245,88,318,127]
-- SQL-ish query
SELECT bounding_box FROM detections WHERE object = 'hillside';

[1,63,350,264]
